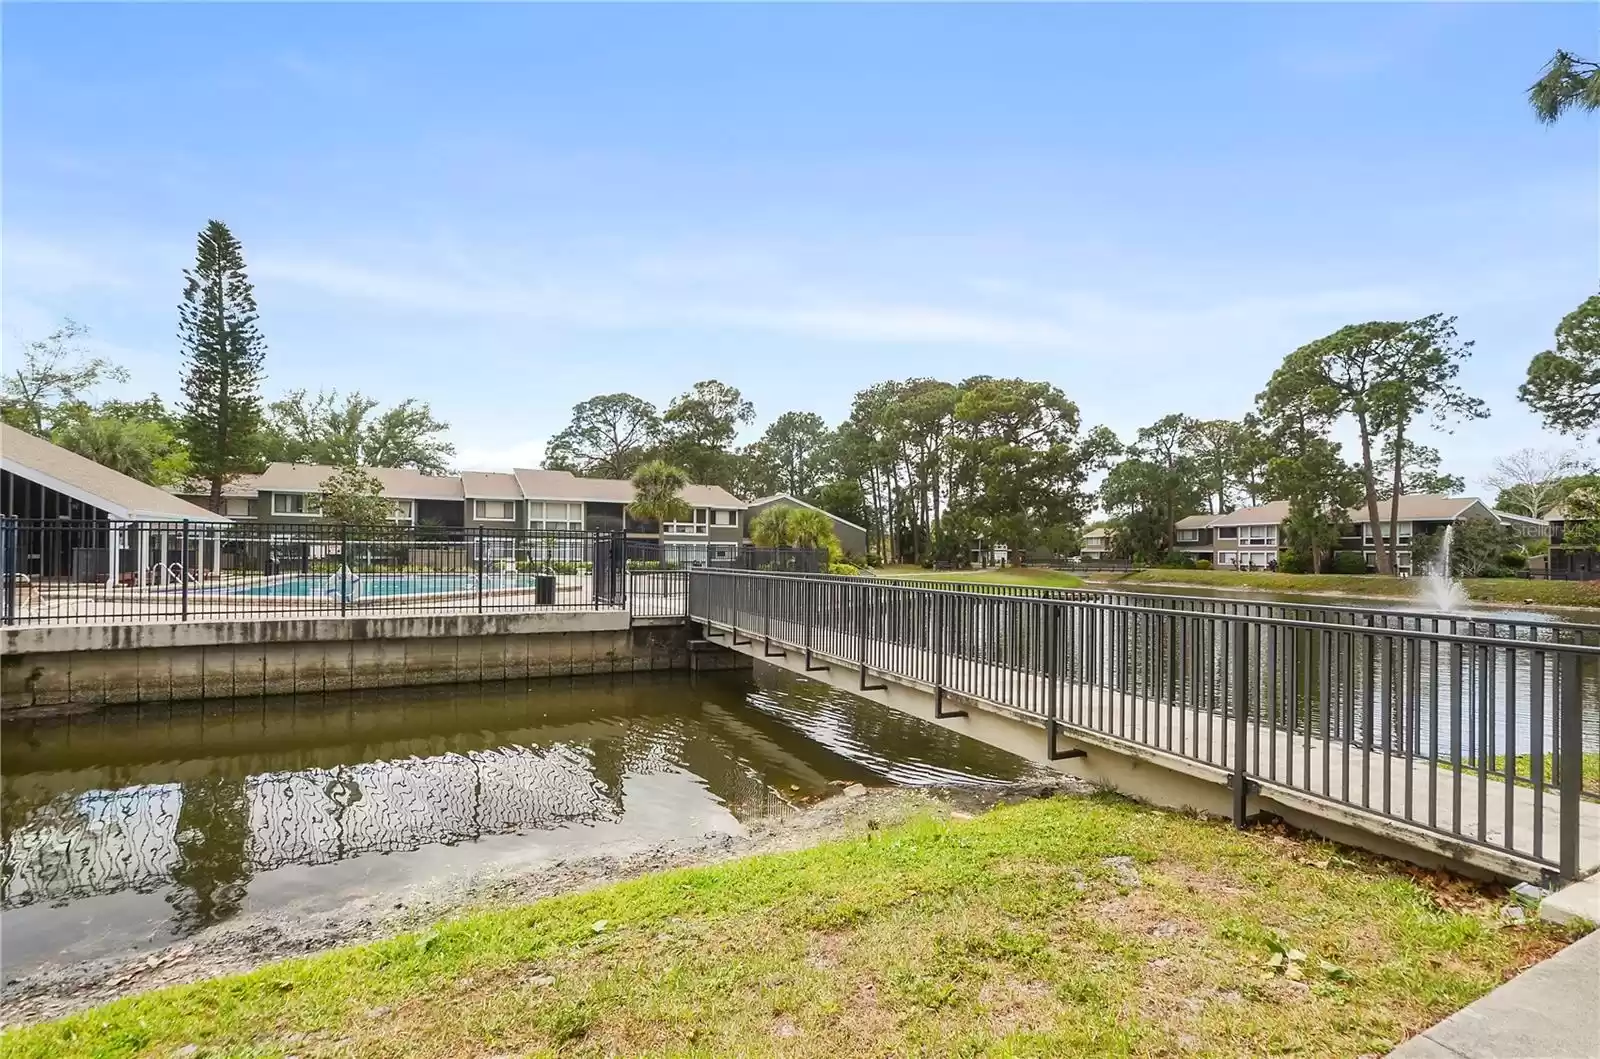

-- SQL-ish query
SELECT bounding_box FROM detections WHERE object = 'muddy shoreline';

[0,779,1088,1027]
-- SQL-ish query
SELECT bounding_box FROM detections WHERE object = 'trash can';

[535,573,556,606]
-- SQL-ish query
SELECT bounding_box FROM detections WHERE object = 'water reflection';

[0,670,1034,977]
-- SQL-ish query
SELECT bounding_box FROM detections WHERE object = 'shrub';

[828,562,859,576]
[1331,551,1368,575]
[1277,549,1311,574]
[1194,559,1212,570]
[1158,550,1196,569]
[1526,538,1551,556]
[1499,551,1527,569]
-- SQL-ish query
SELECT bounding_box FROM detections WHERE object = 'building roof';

[1207,501,1292,528]
[1491,509,1548,528]
[253,462,466,500]
[1081,526,1113,541]
[1174,513,1215,530]
[169,473,262,499]
[460,471,523,499]
[1,423,232,523]
[747,493,867,532]
[511,468,745,508]
[1345,495,1487,523]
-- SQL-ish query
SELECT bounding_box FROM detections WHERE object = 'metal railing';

[855,571,1600,649]
[689,569,1600,879]
[0,518,627,625]
[628,568,689,619]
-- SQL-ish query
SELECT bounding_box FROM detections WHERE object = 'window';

[1239,524,1277,547]
[1176,528,1199,543]
[1217,526,1238,539]
[713,509,738,527]
[1214,551,1237,566]
[475,499,516,521]
[528,501,583,530]
[663,507,710,535]
[273,493,312,515]
[246,498,259,518]
[389,499,415,524]
[1363,521,1413,546]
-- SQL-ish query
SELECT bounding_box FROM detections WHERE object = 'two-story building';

[744,493,869,557]
[1546,503,1598,581]
[173,462,747,562]
[1167,495,1504,574]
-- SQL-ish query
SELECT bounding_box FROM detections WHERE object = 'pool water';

[222,572,543,598]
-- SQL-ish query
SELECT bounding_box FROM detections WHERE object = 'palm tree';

[629,460,691,532]
[785,508,838,552]
[749,505,794,547]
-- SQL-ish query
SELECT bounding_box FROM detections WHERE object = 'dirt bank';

[0,777,1089,1028]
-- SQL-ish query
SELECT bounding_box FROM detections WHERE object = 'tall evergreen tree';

[178,220,267,511]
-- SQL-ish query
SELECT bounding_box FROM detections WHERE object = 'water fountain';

[1418,524,1470,613]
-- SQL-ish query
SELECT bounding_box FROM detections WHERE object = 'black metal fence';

[690,569,1600,879]
[628,567,689,619]
[0,518,627,625]
[623,540,827,574]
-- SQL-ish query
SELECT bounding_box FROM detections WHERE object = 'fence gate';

[592,532,626,606]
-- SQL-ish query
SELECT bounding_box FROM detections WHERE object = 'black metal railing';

[851,571,1600,649]
[628,567,688,619]
[0,518,627,625]
[689,568,1600,879]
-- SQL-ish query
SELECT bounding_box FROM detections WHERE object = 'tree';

[1559,487,1600,550]
[814,478,869,532]
[542,393,660,479]
[315,466,392,526]
[2,319,128,435]
[178,220,268,510]
[628,459,691,528]
[263,389,454,473]
[661,380,755,490]
[1266,438,1361,574]
[1519,295,1600,439]
[1413,519,1519,578]
[748,505,794,548]
[1484,447,1587,517]
[1260,316,1485,575]
[52,414,191,486]
[1376,438,1464,499]
[1530,50,1599,124]
[950,379,1112,562]
[754,411,832,498]
[1186,418,1245,514]
[1100,456,1204,563]
[785,507,839,554]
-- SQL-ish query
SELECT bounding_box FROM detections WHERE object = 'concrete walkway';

[1387,929,1599,1058]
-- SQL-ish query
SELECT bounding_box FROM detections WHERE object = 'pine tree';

[178,220,267,511]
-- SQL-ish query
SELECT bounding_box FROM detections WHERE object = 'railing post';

[477,526,486,614]
[1,516,15,625]
[340,523,349,617]
[1232,619,1251,829]
[180,519,190,621]
[804,576,813,665]
[1558,651,1584,879]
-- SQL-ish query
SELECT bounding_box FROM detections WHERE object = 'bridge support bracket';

[732,631,752,646]
[859,667,887,693]
[763,638,786,658]
[803,649,829,673]
[933,686,967,719]
[1047,720,1086,762]
[1226,774,1261,796]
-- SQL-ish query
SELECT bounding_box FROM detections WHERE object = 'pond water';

[0,670,1035,981]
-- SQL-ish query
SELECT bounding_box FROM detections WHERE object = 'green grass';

[1442,752,1600,799]
[5,795,1579,1059]
[875,565,1086,589]
[1083,569,1600,610]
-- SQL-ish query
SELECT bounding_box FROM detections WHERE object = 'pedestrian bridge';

[688,568,1600,883]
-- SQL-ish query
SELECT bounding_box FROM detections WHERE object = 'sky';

[3,3,1596,492]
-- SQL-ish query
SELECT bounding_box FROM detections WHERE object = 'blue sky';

[4,3,1596,487]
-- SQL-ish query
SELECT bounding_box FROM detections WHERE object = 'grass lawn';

[875,565,1087,590]
[1444,752,1600,800]
[5,795,1580,1059]
[1084,569,1600,610]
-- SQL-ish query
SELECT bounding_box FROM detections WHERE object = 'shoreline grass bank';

[1086,568,1600,610]
[3,794,1579,1059]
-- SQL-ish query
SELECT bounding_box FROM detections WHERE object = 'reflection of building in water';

[0,741,647,913]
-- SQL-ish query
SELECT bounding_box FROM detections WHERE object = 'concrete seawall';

[1,613,743,710]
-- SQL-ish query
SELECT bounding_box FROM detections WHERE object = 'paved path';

[1387,929,1599,1058]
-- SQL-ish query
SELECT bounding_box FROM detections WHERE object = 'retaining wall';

[1,613,741,710]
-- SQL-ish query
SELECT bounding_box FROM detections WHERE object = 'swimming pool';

[221,573,546,598]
